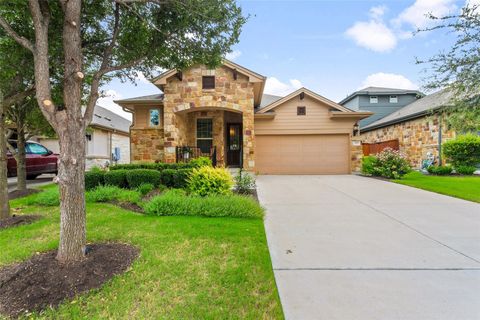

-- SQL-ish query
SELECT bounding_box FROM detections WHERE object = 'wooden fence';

[362,139,400,156]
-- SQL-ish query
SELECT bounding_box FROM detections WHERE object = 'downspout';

[122,106,134,163]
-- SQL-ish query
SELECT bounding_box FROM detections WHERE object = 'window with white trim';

[196,118,213,154]
[389,95,398,103]
[369,96,378,104]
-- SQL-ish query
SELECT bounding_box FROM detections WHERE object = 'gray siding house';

[339,87,423,127]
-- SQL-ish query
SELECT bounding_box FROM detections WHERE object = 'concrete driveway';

[257,175,480,320]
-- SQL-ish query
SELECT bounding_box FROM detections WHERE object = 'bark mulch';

[110,200,145,214]
[8,189,40,200]
[0,215,42,230]
[142,189,164,202]
[0,243,139,318]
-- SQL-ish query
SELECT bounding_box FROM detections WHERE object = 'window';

[202,76,215,89]
[297,106,306,116]
[27,143,48,155]
[196,118,213,154]
[389,95,398,103]
[149,109,160,127]
[369,96,378,104]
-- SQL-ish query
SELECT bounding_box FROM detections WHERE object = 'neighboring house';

[115,60,371,174]
[361,89,457,168]
[37,105,131,169]
[339,87,424,127]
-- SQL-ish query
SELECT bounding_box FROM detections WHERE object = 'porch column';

[242,111,255,170]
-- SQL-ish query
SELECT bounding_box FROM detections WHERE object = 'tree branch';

[2,86,35,108]
[0,16,35,52]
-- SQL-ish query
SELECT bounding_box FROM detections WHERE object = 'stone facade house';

[37,105,131,169]
[115,60,371,174]
[360,90,457,168]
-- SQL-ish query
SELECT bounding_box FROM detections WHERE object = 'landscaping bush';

[456,165,477,175]
[110,162,197,171]
[234,169,256,195]
[144,190,264,218]
[361,155,377,176]
[160,169,176,187]
[25,187,60,206]
[427,165,453,175]
[126,169,161,188]
[370,148,411,179]
[173,168,193,188]
[137,183,155,196]
[443,134,480,167]
[104,169,128,188]
[85,169,105,190]
[86,185,141,204]
[189,156,212,168]
[188,166,234,196]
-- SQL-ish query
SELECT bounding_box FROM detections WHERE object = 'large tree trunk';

[16,121,27,191]
[0,94,11,221]
[56,130,86,262]
[55,0,86,263]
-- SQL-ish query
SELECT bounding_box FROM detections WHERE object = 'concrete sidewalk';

[257,175,480,320]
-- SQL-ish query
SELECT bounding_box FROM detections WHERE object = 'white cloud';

[370,5,387,21]
[264,77,303,96]
[393,0,457,30]
[225,50,242,61]
[359,72,418,90]
[345,20,397,53]
[97,89,132,120]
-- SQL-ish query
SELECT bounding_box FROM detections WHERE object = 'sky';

[99,0,477,120]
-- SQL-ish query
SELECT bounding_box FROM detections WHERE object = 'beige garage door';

[255,134,350,174]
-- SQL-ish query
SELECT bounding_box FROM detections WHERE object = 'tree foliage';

[416,4,480,132]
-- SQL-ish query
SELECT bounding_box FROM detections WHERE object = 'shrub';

[104,170,128,188]
[126,169,161,188]
[361,156,377,176]
[189,157,212,168]
[456,165,477,175]
[85,170,105,190]
[25,187,60,206]
[110,162,198,171]
[371,148,411,179]
[86,185,141,204]
[234,169,256,194]
[188,167,234,196]
[443,134,480,167]
[137,183,154,196]
[173,168,193,188]
[144,190,264,218]
[427,165,453,175]
[160,169,176,187]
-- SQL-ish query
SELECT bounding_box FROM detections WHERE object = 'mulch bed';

[111,200,145,214]
[142,189,163,202]
[8,189,40,200]
[0,215,42,230]
[0,243,139,318]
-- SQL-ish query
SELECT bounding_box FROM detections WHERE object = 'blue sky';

[101,0,474,119]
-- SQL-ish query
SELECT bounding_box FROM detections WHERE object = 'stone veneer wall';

[162,65,255,169]
[361,114,456,168]
[130,128,164,162]
[350,136,363,172]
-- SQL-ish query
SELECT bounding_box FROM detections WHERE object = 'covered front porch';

[174,109,245,168]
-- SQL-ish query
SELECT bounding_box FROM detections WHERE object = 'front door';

[226,123,242,167]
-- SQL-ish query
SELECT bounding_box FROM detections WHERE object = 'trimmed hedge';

[427,165,453,175]
[85,170,105,190]
[126,169,161,188]
[443,134,480,167]
[104,169,128,188]
[456,165,477,175]
[110,157,212,172]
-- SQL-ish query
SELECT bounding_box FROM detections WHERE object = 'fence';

[362,139,399,156]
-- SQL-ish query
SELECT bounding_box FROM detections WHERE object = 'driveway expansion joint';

[274,267,480,271]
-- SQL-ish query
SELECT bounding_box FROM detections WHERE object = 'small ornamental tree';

[0,0,246,262]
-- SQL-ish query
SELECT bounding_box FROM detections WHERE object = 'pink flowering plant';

[364,148,411,179]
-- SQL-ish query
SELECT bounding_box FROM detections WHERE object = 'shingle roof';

[91,105,131,133]
[115,93,164,103]
[258,94,283,110]
[361,89,454,132]
[339,86,423,105]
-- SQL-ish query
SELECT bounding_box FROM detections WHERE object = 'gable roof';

[339,86,424,105]
[90,105,131,134]
[258,94,283,110]
[361,89,454,132]
[257,87,354,114]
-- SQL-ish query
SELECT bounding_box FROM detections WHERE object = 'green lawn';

[394,171,480,203]
[1,186,283,319]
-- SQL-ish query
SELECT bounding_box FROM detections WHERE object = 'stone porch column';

[242,111,255,170]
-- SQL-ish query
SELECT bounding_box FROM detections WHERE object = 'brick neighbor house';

[115,60,371,174]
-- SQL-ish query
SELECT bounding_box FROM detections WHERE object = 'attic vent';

[297,106,306,116]
[94,114,101,118]
[104,117,111,121]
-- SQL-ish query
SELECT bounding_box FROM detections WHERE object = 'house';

[339,87,424,127]
[361,89,457,168]
[37,105,131,169]
[115,60,371,174]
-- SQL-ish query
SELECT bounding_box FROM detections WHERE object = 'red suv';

[7,141,58,180]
